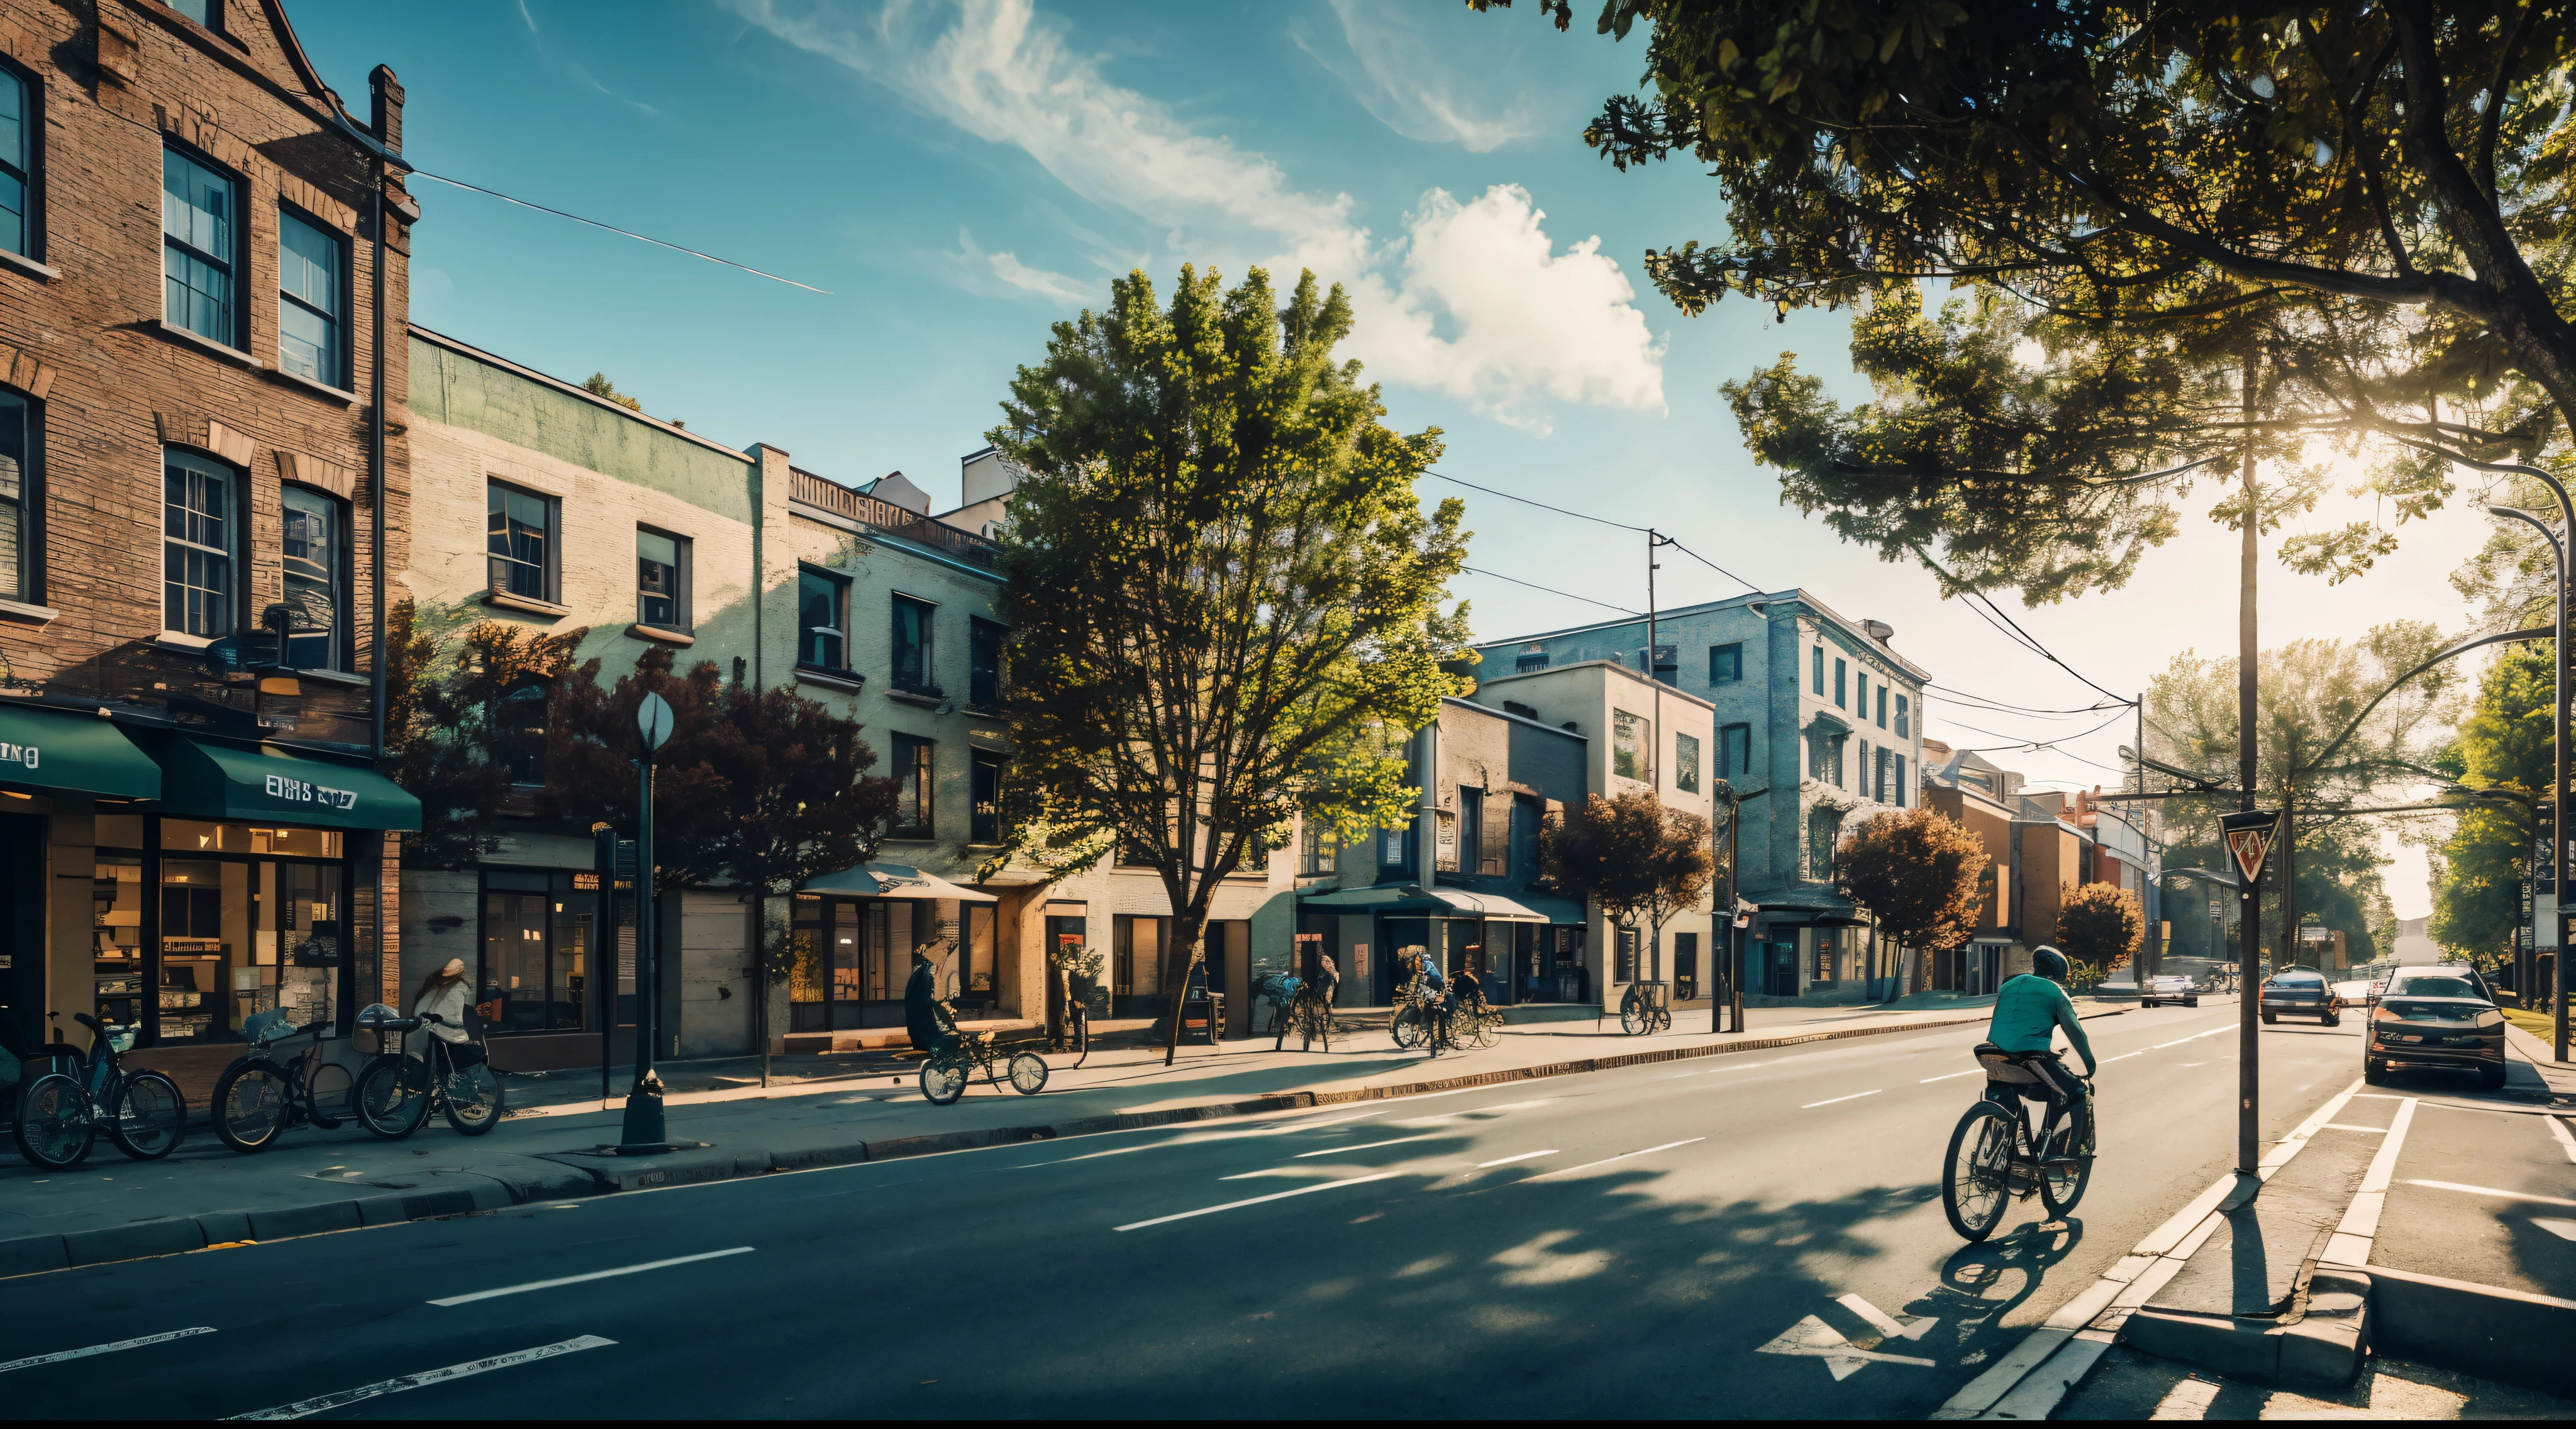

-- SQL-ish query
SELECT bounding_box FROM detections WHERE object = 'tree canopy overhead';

[1480,0,2576,600]
[991,265,1471,1059]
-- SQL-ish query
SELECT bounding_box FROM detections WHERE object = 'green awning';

[157,736,421,831]
[0,704,161,800]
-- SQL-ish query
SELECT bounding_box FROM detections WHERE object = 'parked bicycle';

[1618,981,1673,1036]
[10,1013,186,1169]
[1450,994,1501,1051]
[919,1030,1050,1106]
[350,1009,506,1138]
[211,1011,355,1154]
[1940,1044,2096,1242]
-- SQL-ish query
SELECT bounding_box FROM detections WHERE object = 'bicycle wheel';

[1316,1008,1333,1053]
[1941,1101,2019,1242]
[1621,998,1647,1035]
[1468,1011,1500,1050]
[304,1059,354,1130]
[214,1060,292,1153]
[109,1070,186,1160]
[1390,1005,1424,1050]
[440,1060,506,1135]
[920,1057,967,1106]
[2040,1104,2094,1218]
[11,1073,97,1169]
[1274,1004,1292,1052]
[1653,1006,1673,1033]
[1007,1052,1050,1096]
[355,1055,431,1140]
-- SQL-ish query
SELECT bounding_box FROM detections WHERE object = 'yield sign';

[2221,808,2280,886]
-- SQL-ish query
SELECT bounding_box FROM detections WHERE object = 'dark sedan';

[2260,968,2340,1026]
[2367,966,2509,1090]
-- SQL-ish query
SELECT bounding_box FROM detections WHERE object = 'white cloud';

[987,248,1092,301]
[1292,0,1539,153]
[725,0,1664,427]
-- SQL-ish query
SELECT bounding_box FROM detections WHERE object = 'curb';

[0,1005,2114,1281]
[2367,1264,2576,1398]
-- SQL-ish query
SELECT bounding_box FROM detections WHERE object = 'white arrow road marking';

[2534,1218,2576,1242]
[2546,1113,2576,1165]
[1836,1293,1939,1342]
[1,1328,214,1375]
[227,1335,615,1420]
[1756,1315,1936,1381]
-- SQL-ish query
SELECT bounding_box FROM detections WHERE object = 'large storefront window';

[481,870,594,1033]
[85,818,350,1045]
[92,855,144,1030]
[790,894,930,1032]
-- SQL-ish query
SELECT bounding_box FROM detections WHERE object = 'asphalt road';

[6,997,2385,1420]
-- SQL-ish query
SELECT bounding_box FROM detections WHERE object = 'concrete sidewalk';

[1,993,2104,1280]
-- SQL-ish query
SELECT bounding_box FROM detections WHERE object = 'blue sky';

[300,1,2490,913]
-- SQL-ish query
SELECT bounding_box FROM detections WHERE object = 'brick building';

[0,1,419,1095]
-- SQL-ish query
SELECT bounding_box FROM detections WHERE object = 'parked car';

[2260,969,2340,1026]
[2366,966,2508,1091]
[2142,975,2200,1008]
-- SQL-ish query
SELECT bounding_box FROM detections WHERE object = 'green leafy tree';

[2057,882,2146,976]
[2433,647,2551,962]
[1834,806,1990,974]
[1477,0,2576,597]
[2145,626,2453,964]
[990,265,1472,1062]
[582,372,644,413]
[1541,790,1718,979]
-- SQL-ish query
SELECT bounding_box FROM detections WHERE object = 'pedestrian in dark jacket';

[904,952,956,1054]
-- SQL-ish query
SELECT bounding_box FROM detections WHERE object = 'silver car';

[2366,966,2508,1091]
[2142,974,2199,1008]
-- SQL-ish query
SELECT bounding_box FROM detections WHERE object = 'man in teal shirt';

[1987,946,2096,1121]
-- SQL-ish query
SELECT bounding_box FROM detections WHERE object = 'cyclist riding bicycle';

[905,950,959,1056]
[1984,945,2097,1126]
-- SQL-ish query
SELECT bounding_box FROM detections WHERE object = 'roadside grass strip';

[0,1328,214,1375]
[227,1336,616,1420]
[1114,1174,1397,1231]
[426,1247,755,1306]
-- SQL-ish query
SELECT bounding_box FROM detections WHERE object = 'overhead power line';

[1458,565,1641,616]
[1425,470,1652,533]
[412,172,833,293]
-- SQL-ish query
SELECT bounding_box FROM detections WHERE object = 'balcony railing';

[790,468,1002,567]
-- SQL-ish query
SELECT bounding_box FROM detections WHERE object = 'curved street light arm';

[2296,626,2551,780]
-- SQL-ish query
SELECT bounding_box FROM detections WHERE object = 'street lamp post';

[618,691,675,1152]
[2487,503,2565,1054]
[1711,783,1767,1033]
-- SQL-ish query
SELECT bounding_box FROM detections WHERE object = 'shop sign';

[264,771,360,811]
[0,740,38,770]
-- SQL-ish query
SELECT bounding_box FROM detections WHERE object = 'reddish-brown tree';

[1835,808,1988,973]
[1541,791,1716,981]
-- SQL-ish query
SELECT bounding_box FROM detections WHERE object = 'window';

[168,0,220,28]
[1896,694,1911,737]
[969,617,1005,706]
[0,389,29,601]
[798,567,848,670]
[636,528,687,630]
[162,148,238,345]
[279,485,343,669]
[1875,684,1889,728]
[1858,740,1871,796]
[1812,645,1824,694]
[1675,731,1701,793]
[486,482,555,602]
[1613,710,1647,781]
[1834,657,1848,709]
[1455,790,1480,875]
[1516,644,1548,673]
[1855,670,1867,716]
[1,66,28,257]
[1381,825,1408,870]
[890,734,933,838]
[970,750,1004,843]
[163,449,233,637]
[1479,791,1511,876]
[1719,724,1751,781]
[1299,821,1340,877]
[277,209,343,386]
[1675,933,1699,999]
[1709,642,1742,684]
[496,680,548,787]
[892,594,936,692]
[1614,926,1640,984]
[1894,755,1907,807]
[1807,806,1842,881]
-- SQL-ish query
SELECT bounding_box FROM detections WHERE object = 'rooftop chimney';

[369,65,404,153]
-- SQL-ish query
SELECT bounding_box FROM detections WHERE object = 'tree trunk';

[1162,906,1209,1066]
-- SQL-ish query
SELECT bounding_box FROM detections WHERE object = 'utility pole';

[2235,348,2262,1181]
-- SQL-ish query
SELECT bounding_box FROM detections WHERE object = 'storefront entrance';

[789,894,935,1032]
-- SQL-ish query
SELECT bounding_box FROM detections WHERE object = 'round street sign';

[637,691,674,753]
